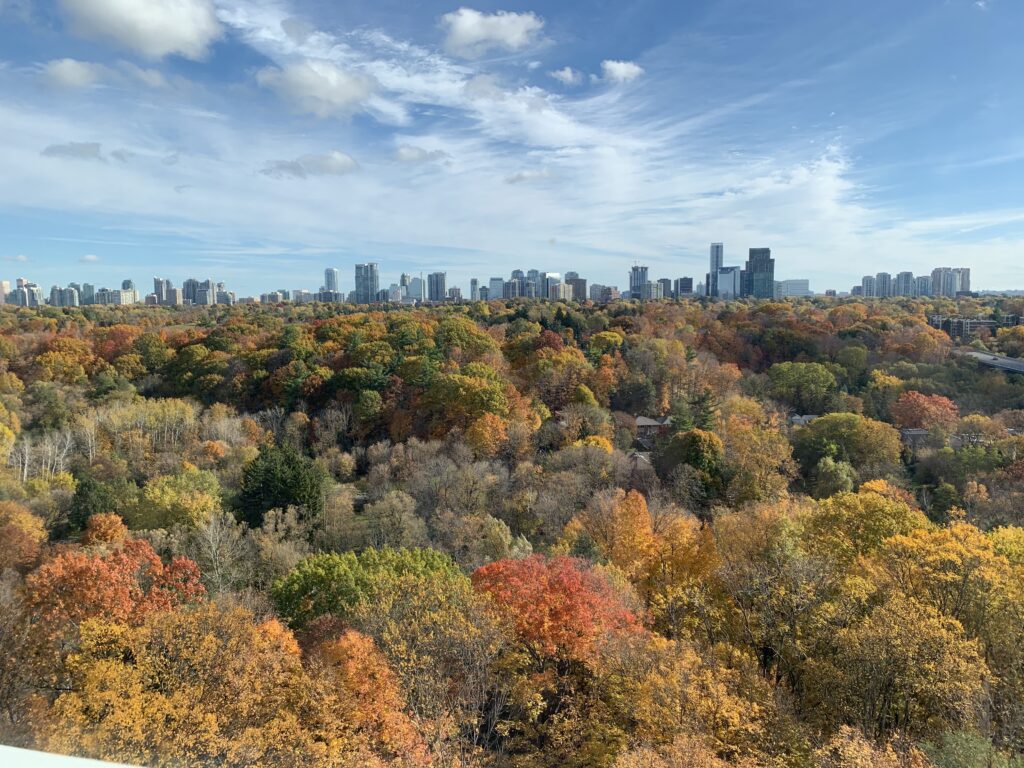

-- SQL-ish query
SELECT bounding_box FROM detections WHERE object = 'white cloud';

[260,151,359,179]
[41,57,171,90]
[280,17,314,44]
[42,58,106,88]
[79,253,100,263]
[118,61,168,88]
[256,61,376,118]
[505,168,552,184]
[600,59,645,84]
[3,254,29,264]
[549,66,581,86]
[41,141,105,161]
[441,8,544,59]
[394,145,450,164]
[57,0,222,60]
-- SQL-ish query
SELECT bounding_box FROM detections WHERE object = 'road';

[958,349,1024,374]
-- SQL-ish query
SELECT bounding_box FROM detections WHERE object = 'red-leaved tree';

[471,555,640,665]
[890,391,959,431]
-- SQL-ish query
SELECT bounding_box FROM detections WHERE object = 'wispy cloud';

[260,151,360,179]
[41,141,106,161]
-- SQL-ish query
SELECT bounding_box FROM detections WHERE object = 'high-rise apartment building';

[427,272,446,302]
[930,267,971,298]
[510,269,526,297]
[640,281,664,300]
[566,276,587,301]
[324,268,340,293]
[875,272,892,298]
[629,265,649,300]
[775,279,811,298]
[549,282,573,301]
[542,272,562,299]
[957,268,971,294]
[707,243,724,297]
[894,272,915,297]
[915,276,932,297]
[861,275,877,298]
[182,278,199,304]
[49,285,80,307]
[406,276,425,301]
[354,263,379,304]
[153,277,172,304]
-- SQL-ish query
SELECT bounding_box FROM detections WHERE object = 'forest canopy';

[2,294,1024,768]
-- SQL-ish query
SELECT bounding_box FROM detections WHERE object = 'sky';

[0,0,1022,297]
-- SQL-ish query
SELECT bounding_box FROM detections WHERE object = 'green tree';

[792,412,902,481]
[237,444,328,527]
[767,362,840,414]
[271,547,462,629]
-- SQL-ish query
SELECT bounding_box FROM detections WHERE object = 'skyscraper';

[566,276,587,301]
[861,275,877,297]
[674,277,693,296]
[470,278,479,301]
[708,243,724,297]
[428,272,446,302]
[324,267,340,293]
[717,267,742,300]
[629,265,648,300]
[489,277,505,299]
[543,272,561,299]
[742,248,775,299]
[511,269,526,297]
[354,263,379,304]
[875,272,892,298]
[957,268,971,294]
[894,272,915,297]
[153,277,171,304]
[408,276,425,301]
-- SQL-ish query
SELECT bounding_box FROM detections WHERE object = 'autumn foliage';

[471,555,641,663]
[24,538,206,643]
[890,391,960,431]
[3,296,1024,766]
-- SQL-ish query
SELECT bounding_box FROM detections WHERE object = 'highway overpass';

[958,349,1024,374]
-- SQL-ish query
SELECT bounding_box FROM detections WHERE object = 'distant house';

[790,414,819,427]
[899,428,932,450]
[636,416,673,440]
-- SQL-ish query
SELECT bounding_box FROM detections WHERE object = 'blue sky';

[0,0,1022,297]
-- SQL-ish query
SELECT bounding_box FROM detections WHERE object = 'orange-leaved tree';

[471,555,641,665]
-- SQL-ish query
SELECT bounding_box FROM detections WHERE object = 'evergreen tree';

[237,444,327,527]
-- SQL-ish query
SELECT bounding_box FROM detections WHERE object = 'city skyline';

[1,2,1023,293]
[5,247,996,307]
